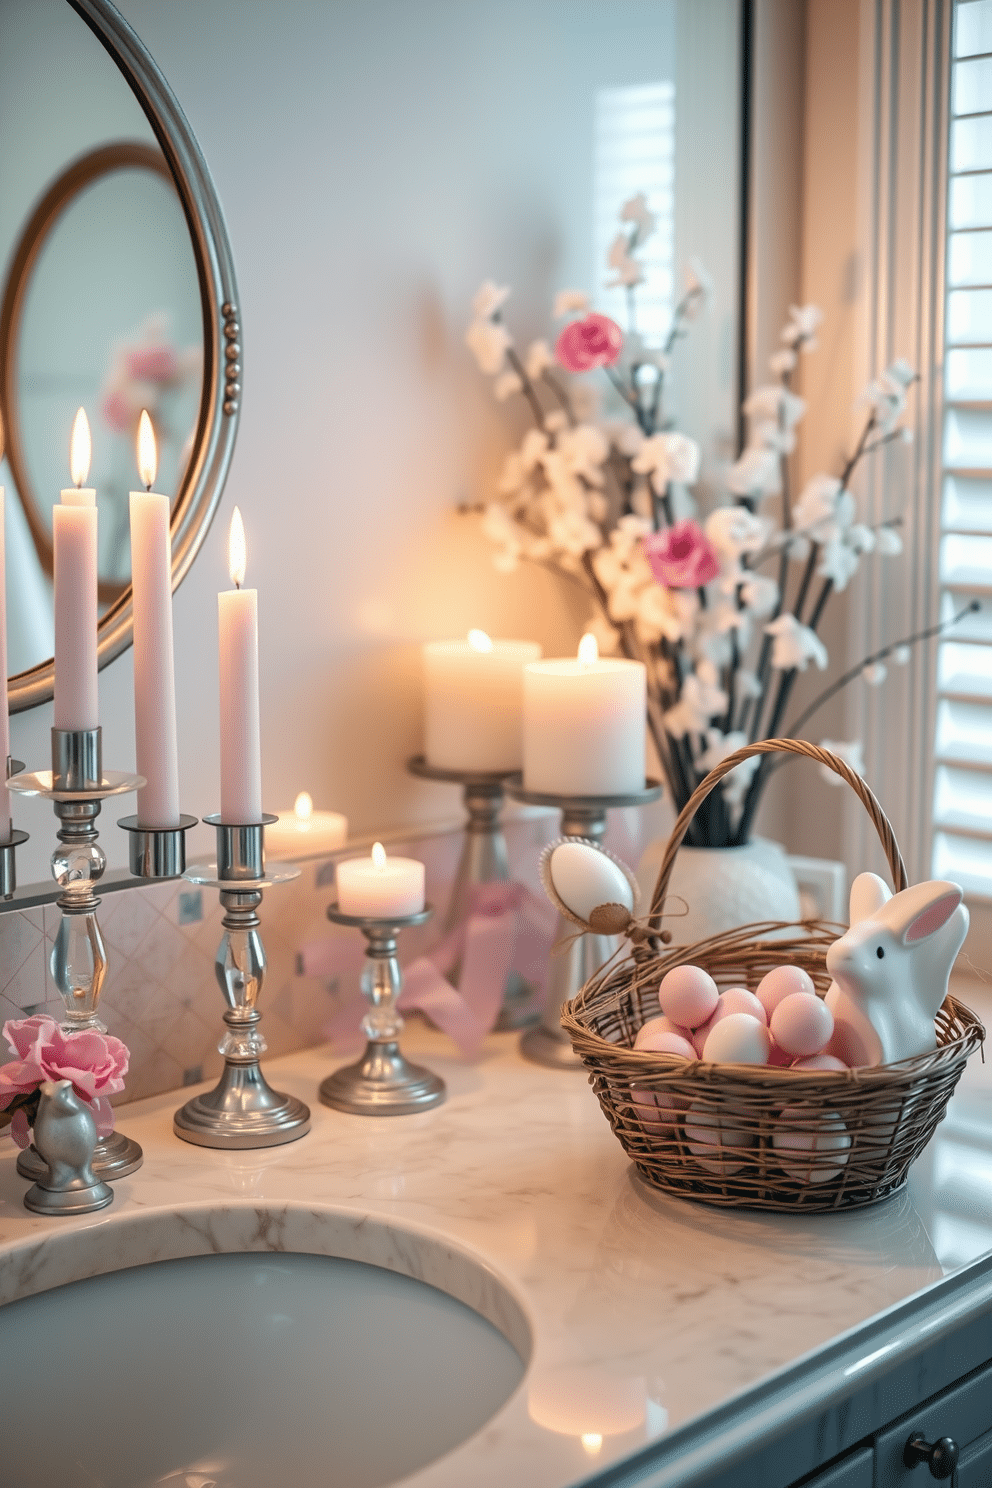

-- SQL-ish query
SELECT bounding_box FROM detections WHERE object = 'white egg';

[549,841,634,923]
[773,1105,851,1183]
[685,1099,755,1176]
[701,1013,771,1066]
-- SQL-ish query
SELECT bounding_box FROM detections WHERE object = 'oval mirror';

[0,0,240,710]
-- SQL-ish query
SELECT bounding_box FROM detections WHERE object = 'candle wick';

[145,481,152,493]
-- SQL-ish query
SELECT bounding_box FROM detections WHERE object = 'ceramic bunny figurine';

[824,873,969,1067]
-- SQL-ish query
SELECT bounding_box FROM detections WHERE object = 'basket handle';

[648,738,908,929]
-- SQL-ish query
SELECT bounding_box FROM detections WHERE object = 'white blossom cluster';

[464,206,916,835]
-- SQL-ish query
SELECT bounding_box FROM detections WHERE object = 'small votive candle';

[336,842,425,918]
[266,791,348,860]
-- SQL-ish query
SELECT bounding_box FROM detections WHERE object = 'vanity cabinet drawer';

[875,1356,992,1484]
[796,1444,873,1487]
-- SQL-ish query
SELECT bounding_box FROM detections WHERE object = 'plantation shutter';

[932,0,992,897]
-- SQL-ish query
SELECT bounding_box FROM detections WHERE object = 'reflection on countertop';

[0,980,990,1488]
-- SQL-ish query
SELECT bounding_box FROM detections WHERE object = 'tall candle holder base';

[320,902,445,1115]
[505,778,663,1069]
[407,755,537,1030]
[9,728,145,1181]
[173,815,310,1149]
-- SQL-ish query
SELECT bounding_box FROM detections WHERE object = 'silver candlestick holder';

[117,813,199,879]
[1,755,28,900]
[407,755,537,1031]
[505,777,663,1069]
[9,728,146,1181]
[173,814,311,1148]
[320,901,446,1115]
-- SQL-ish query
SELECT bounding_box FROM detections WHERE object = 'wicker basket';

[562,739,985,1213]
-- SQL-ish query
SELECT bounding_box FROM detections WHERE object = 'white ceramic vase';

[635,836,801,947]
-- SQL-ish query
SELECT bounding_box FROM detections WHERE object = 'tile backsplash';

[0,809,583,1107]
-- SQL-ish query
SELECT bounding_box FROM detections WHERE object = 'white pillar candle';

[423,631,541,772]
[523,634,647,796]
[336,841,425,917]
[53,408,99,732]
[130,413,180,827]
[0,479,10,843]
[267,791,348,860]
[218,507,262,824]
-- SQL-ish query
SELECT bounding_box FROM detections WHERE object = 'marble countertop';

[3,988,992,1488]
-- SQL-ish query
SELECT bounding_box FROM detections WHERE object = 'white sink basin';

[1,1249,526,1488]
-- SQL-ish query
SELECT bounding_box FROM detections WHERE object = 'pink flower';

[125,345,180,383]
[643,521,721,589]
[0,1016,129,1131]
[555,313,623,373]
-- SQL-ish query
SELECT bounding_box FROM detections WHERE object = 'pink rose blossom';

[0,1016,129,1137]
[643,521,721,589]
[555,313,623,373]
[125,345,180,383]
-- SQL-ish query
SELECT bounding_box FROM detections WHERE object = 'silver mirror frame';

[7,0,240,712]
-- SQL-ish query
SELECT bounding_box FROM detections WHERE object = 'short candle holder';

[320,901,446,1116]
[407,755,537,1030]
[173,814,311,1149]
[9,728,145,1180]
[1,756,28,901]
[505,777,663,1069]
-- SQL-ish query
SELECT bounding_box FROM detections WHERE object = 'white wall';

[8,0,741,885]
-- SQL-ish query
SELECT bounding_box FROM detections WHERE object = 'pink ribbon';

[299,881,557,1059]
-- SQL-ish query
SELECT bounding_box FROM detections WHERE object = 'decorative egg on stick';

[539,838,641,935]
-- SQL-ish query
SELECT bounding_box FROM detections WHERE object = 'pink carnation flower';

[643,520,721,589]
[555,313,623,372]
[0,1015,129,1145]
[125,345,180,383]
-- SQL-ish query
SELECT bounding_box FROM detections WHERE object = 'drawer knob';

[903,1433,959,1479]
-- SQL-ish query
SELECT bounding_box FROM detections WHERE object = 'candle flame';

[137,409,158,489]
[294,791,313,824]
[70,407,92,487]
[468,628,493,653]
[581,1435,603,1456]
[371,841,387,869]
[578,632,599,664]
[228,506,246,587]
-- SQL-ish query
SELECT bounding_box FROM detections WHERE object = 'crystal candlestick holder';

[1,755,28,900]
[407,755,537,1030]
[505,778,663,1069]
[320,902,446,1115]
[173,814,311,1149]
[8,728,145,1180]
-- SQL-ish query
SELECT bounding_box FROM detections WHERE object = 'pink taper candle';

[130,412,180,827]
[0,416,11,842]
[53,410,98,731]
[218,507,262,823]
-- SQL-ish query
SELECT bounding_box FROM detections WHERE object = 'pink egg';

[756,964,816,1020]
[792,1053,849,1072]
[770,992,834,1057]
[658,964,719,1029]
[692,987,767,1055]
[773,1105,851,1183]
[634,1015,692,1049]
[701,1013,771,1065]
[634,1025,697,1059]
[685,1099,754,1174]
[631,1085,687,1128]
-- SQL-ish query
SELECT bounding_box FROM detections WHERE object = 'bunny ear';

[849,872,891,924]
[884,881,965,944]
